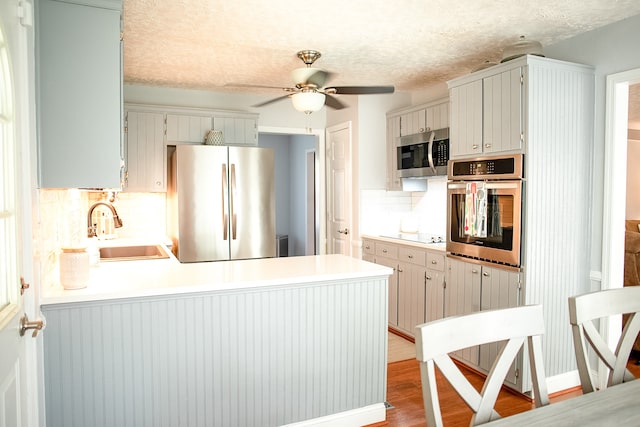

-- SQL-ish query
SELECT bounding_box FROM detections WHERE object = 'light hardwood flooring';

[381,332,640,426]
[388,331,416,363]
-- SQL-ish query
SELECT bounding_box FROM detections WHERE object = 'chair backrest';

[568,287,640,394]
[415,304,549,427]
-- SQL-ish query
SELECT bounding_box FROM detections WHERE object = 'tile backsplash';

[38,189,167,289]
[360,177,447,237]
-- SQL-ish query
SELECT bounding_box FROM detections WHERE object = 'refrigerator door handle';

[222,163,228,240]
[230,163,237,240]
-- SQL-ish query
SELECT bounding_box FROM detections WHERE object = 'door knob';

[20,313,44,338]
[338,228,349,235]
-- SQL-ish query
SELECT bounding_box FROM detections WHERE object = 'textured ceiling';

[122,0,640,122]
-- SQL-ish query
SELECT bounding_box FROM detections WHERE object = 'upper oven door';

[446,180,523,267]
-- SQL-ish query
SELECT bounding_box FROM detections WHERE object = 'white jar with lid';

[60,247,90,289]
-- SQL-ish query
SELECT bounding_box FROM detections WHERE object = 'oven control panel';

[448,154,524,180]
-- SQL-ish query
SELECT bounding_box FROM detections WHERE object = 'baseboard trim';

[546,370,581,395]
[283,403,386,427]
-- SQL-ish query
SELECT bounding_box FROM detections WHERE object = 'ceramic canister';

[59,247,90,289]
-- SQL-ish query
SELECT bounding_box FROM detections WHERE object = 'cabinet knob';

[408,255,414,259]
[426,275,432,281]
[483,271,490,277]
[472,269,479,274]
[485,143,492,148]
[382,249,387,253]
[431,260,438,265]
[398,268,403,273]
[472,144,479,149]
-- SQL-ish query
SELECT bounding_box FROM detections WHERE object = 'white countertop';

[41,253,393,306]
[362,234,447,251]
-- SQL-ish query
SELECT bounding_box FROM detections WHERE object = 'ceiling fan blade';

[328,85,395,95]
[291,68,332,88]
[252,95,291,108]
[324,94,346,110]
[225,83,288,91]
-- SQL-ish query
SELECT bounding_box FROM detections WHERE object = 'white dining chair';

[568,286,640,394]
[415,304,549,427]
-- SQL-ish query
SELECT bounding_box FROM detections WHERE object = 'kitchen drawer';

[426,252,446,271]
[362,239,376,255]
[376,242,398,259]
[398,246,426,266]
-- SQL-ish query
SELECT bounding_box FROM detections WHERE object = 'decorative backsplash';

[360,177,447,237]
[38,190,167,289]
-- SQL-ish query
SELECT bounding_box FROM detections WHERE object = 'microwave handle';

[427,131,436,174]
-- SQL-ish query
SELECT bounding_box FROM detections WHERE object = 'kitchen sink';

[99,244,170,261]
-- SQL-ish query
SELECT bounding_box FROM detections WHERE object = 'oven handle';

[448,181,521,190]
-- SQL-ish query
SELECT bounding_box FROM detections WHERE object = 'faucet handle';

[88,224,97,238]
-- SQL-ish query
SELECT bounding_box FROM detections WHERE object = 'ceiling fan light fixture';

[291,91,325,114]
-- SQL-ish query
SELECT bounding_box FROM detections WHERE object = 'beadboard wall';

[41,276,388,427]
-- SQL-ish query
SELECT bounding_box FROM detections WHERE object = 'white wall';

[543,13,640,274]
[626,138,640,218]
[289,135,316,256]
[257,134,291,237]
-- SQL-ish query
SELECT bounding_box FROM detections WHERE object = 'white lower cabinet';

[445,257,522,389]
[362,237,446,337]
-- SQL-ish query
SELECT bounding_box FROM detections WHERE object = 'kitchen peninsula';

[40,254,392,427]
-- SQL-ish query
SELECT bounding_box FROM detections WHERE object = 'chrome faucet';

[87,201,123,238]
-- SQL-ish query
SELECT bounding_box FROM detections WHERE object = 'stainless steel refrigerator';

[167,144,276,262]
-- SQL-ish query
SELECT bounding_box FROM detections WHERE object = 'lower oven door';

[446,180,522,267]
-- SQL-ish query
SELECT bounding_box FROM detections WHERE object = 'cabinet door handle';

[426,275,432,281]
[338,228,349,235]
[365,245,370,249]
[408,255,414,259]
[431,260,438,265]
[483,271,490,277]
[485,143,492,148]
[382,249,388,253]
[472,269,479,274]
[472,144,479,149]
[398,268,403,273]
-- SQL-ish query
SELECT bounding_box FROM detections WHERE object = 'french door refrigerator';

[168,144,276,262]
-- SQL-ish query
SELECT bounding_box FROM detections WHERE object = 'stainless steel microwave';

[397,127,449,178]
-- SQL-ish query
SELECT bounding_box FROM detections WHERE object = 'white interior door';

[326,122,352,256]
[0,2,39,426]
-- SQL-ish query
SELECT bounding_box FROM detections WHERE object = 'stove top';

[380,233,445,245]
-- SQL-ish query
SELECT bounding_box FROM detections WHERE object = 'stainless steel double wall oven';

[446,154,524,267]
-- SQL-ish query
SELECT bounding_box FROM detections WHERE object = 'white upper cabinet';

[449,80,484,157]
[36,0,123,188]
[449,60,525,158]
[124,110,166,192]
[166,114,212,144]
[425,102,450,131]
[483,67,523,154]
[386,115,402,191]
[400,109,426,136]
[213,116,258,146]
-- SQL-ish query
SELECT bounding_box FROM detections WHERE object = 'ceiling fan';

[240,50,395,114]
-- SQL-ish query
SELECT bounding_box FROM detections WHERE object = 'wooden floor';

[380,349,640,427]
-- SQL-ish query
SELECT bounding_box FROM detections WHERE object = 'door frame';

[259,126,326,254]
[601,67,640,385]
